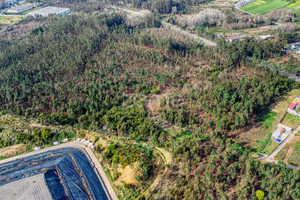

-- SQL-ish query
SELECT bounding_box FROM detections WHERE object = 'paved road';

[162,21,217,46]
[0,141,118,200]
[109,5,217,47]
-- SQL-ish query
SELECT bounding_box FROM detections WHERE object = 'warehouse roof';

[27,6,70,17]
[6,4,33,13]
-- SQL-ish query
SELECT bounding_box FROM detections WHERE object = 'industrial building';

[27,6,70,17]
[6,4,33,14]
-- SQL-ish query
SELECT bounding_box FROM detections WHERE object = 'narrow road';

[260,125,300,169]
[109,5,217,47]
[258,61,300,83]
[162,21,217,46]
[269,134,292,159]
[0,141,118,200]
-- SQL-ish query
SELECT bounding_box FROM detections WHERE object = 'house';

[4,0,17,6]
[289,102,297,111]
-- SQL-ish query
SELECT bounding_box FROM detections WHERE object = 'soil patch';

[116,165,139,186]
[0,144,27,158]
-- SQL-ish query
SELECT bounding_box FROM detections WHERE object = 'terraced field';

[240,0,290,14]
[0,148,108,200]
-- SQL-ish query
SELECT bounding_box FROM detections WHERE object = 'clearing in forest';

[237,89,300,151]
[0,15,24,25]
[240,0,290,14]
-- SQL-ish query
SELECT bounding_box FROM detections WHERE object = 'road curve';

[0,141,118,200]
[108,5,217,47]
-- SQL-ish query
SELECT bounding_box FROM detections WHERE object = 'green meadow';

[241,0,291,14]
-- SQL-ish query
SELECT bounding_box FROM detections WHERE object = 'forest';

[0,9,299,200]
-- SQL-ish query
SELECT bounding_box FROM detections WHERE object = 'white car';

[34,147,41,151]
[62,138,68,143]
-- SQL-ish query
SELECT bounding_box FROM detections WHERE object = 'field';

[281,113,300,129]
[287,0,300,14]
[238,89,300,152]
[0,16,23,25]
[275,136,300,165]
[240,0,290,14]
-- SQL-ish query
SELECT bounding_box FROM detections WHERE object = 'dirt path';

[283,147,293,163]
[162,22,217,46]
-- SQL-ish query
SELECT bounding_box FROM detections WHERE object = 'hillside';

[0,2,300,199]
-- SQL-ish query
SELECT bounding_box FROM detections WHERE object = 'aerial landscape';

[0,0,299,199]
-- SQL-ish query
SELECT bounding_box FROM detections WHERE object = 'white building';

[6,4,33,14]
[27,6,70,17]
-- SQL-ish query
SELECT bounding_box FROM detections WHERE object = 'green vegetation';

[287,140,300,165]
[0,8,300,200]
[281,113,300,128]
[261,140,279,154]
[240,0,290,14]
[0,15,23,25]
[100,142,162,199]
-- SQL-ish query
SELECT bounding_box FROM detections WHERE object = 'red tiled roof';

[289,102,296,110]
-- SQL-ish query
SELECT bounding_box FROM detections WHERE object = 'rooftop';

[27,6,70,17]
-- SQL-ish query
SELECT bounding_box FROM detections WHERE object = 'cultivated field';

[240,0,290,14]
[287,0,300,14]
[275,136,300,166]
[281,113,300,129]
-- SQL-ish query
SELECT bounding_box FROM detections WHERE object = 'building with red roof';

[289,102,297,110]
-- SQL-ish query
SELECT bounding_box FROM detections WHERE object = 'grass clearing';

[0,15,23,25]
[287,0,300,8]
[281,113,300,129]
[261,140,279,154]
[241,89,299,152]
[240,0,290,14]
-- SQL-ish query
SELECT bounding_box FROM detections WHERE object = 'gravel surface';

[0,173,52,200]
